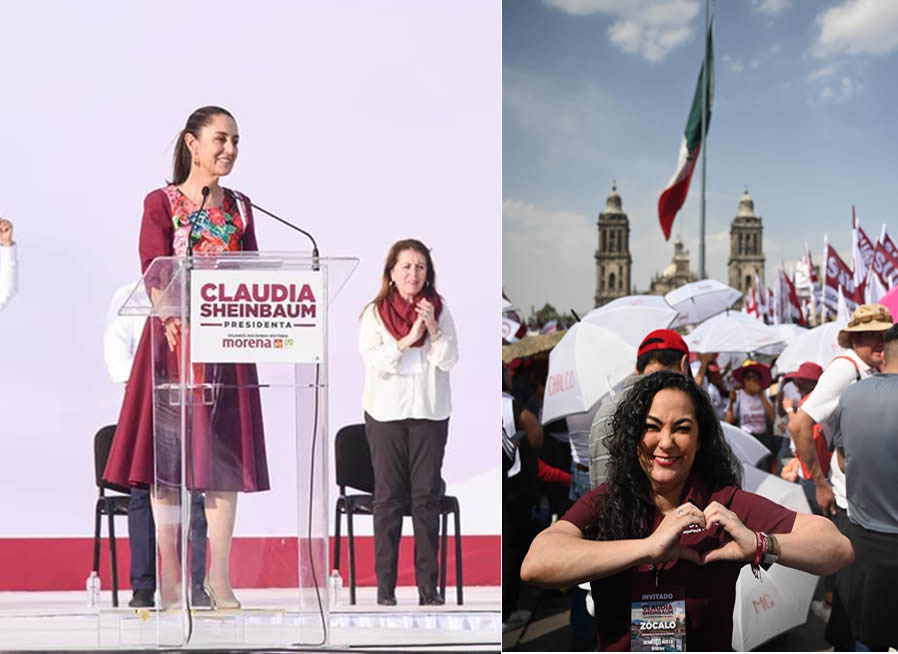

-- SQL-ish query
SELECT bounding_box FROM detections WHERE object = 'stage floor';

[0,586,500,651]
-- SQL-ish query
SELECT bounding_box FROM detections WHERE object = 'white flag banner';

[502,317,522,342]
[837,285,852,324]
[851,209,874,290]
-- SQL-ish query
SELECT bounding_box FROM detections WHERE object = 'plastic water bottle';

[86,571,100,608]
[328,570,343,609]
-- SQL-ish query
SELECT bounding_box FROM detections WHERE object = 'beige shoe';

[204,581,241,610]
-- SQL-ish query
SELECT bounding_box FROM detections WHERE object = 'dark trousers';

[129,488,208,591]
[827,521,898,651]
[364,414,448,596]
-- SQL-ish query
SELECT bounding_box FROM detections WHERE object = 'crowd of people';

[503,304,898,651]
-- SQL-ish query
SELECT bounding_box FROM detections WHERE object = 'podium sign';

[189,269,324,363]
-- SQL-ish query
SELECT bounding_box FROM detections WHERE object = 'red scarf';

[377,287,443,348]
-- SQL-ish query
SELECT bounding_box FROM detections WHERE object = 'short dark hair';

[884,323,898,347]
[636,348,683,374]
[884,324,898,366]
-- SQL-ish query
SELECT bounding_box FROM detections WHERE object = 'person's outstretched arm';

[776,512,854,576]
[0,219,17,310]
[520,520,651,587]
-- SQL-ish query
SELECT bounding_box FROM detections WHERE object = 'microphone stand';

[181,185,209,637]
[244,200,320,271]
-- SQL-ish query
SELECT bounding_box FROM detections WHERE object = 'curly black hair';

[595,370,742,541]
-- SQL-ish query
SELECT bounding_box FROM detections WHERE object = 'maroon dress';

[103,186,270,492]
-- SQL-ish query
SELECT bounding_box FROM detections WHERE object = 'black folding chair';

[91,424,131,607]
[333,423,463,604]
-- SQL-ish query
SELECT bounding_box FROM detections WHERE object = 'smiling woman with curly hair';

[520,371,854,651]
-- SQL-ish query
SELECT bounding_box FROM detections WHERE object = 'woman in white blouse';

[0,219,17,311]
[359,238,458,606]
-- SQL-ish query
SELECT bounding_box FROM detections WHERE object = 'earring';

[193,157,200,167]
[389,280,395,286]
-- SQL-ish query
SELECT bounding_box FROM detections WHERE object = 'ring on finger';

[677,508,684,517]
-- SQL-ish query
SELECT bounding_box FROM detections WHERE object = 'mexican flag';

[658,21,714,241]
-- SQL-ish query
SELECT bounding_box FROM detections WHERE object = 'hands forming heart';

[644,501,756,566]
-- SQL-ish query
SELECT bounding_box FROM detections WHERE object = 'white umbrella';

[666,280,742,328]
[773,321,846,375]
[720,421,769,467]
[757,323,808,356]
[731,463,816,651]
[582,295,679,350]
[541,322,636,424]
[686,311,785,354]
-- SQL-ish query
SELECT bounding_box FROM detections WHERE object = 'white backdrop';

[0,1,500,541]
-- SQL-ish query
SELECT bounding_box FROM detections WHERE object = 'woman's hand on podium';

[163,317,181,351]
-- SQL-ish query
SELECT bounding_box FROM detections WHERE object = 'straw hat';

[837,304,894,349]
[501,330,565,363]
[732,359,772,390]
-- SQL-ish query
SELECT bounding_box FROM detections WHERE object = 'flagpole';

[699,0,708,279]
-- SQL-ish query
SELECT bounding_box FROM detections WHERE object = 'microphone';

[186,186,211,260]
[232,191,319,269]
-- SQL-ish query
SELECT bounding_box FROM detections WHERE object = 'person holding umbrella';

[521,371,854,651]
[694,353,728,420]
[725,360,777,466]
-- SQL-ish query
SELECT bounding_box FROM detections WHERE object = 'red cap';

[783,362,823,383]
[637,329,690,359]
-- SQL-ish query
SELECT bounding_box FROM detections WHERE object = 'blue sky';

[503,0,898,317]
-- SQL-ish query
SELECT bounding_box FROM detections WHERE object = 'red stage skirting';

[0,535,499,590]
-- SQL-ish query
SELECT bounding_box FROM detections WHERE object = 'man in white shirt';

[104,281,209,608]
[0,218,17,310]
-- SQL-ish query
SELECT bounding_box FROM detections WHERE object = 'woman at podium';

[359,239,459,606]
[104,106,269,610]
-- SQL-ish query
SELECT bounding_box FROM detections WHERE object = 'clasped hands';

[644,501,756,566]
[397,298,439,350]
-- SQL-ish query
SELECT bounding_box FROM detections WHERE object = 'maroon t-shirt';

[561,474,796,651]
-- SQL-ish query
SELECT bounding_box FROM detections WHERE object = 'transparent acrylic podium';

[101,252,358,649]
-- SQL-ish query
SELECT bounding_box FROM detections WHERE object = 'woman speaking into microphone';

[359,239,459,606]
[104,106,269,610]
